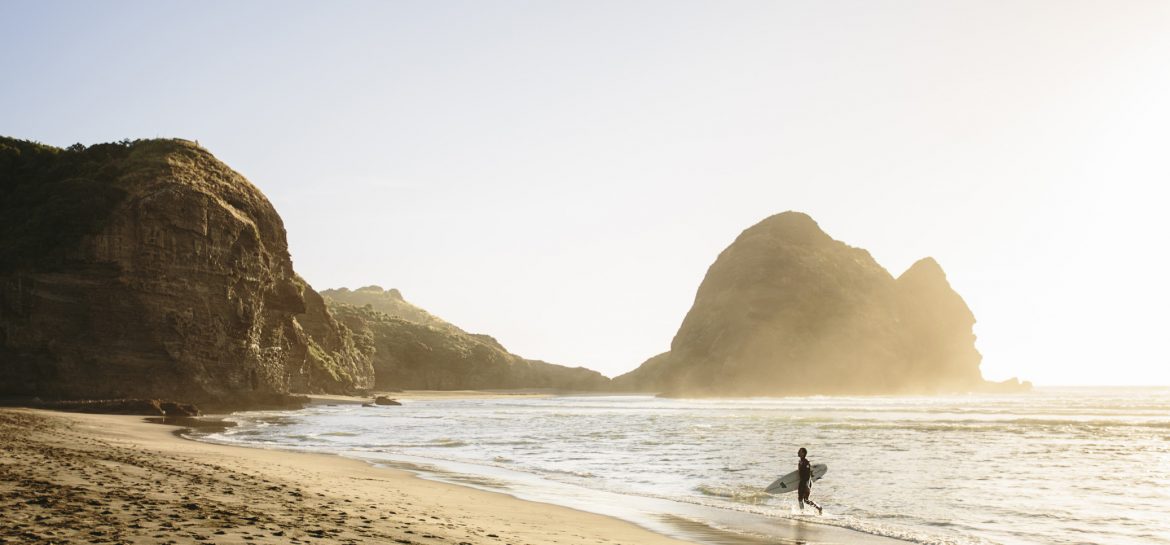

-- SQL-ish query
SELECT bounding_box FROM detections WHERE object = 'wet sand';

[0,408,697,545]
[1,397,910,545]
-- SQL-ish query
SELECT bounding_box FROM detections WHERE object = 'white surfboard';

[765,463,827,494]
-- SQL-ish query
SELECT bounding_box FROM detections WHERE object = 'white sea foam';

[193,387,1170,545]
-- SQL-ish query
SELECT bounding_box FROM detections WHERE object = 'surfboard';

[765,463,827,494]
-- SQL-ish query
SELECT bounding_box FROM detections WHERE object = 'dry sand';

[0,407,697,545]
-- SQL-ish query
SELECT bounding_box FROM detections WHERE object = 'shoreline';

[1,406,699,545]
[187,391,910,545]
[2,396,908,545]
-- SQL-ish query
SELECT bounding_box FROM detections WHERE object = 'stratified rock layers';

[614,212,991,395]
[0,138,372,408]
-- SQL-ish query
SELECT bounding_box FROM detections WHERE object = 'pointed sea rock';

[614,211,1012,395]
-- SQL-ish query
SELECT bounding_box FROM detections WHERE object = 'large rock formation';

[322,287,610,391]
[614,212,1024,395]
[0,137,373,409]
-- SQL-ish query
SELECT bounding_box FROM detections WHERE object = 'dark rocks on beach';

[614,211,1028,396]
[33,398,202,416]
[159,401,201,416]
[374,396,401,406]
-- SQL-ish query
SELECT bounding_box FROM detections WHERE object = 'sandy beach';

[0,406,697,545]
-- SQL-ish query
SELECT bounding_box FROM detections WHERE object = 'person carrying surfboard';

[797,447,823,514]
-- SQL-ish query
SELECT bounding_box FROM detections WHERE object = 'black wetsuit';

[797,458,812,500]
[797,457,821,513]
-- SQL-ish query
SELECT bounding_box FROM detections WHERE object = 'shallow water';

[195,387,1170,545]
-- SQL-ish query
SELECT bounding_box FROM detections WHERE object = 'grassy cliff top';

[0,137,279,272]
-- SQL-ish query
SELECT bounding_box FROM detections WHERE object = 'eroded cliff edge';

[614,212,1029,395]
[0,138,373,409]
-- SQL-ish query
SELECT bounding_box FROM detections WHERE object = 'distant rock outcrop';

[321,286,455,332]
[614,211,1025,395]
[322,287,610,391]
[0,137,373,409]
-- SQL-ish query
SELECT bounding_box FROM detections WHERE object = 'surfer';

[797,447,823,514]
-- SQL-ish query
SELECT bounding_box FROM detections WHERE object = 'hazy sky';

[4,1,1169,385]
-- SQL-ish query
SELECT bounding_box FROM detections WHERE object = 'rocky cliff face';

[0,137,373,408]
[291,281,376,395]
[322,287,610,391]
[614,212,1020,395]
[894,257,984,389]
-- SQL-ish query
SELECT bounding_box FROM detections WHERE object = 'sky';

[3,1,1168,385]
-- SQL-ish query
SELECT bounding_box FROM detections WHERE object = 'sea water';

[194,387,1170,545]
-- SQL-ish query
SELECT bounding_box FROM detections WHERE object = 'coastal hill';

[322,286,454,332]
[0,137,373,409]
[321,286,610,391]
[614,212,1029,395]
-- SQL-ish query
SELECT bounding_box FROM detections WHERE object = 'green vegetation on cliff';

[321,286,450,330]
[321,287,610,391]
[1,138,135,271]
[0,137,284,272]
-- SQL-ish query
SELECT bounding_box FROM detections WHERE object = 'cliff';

[322,287,610,391]
[613,211,1025,395]
[0,137,373,409]
[292,281,376,395]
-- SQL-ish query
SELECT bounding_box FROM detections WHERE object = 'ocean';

[191,387,1170,545]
